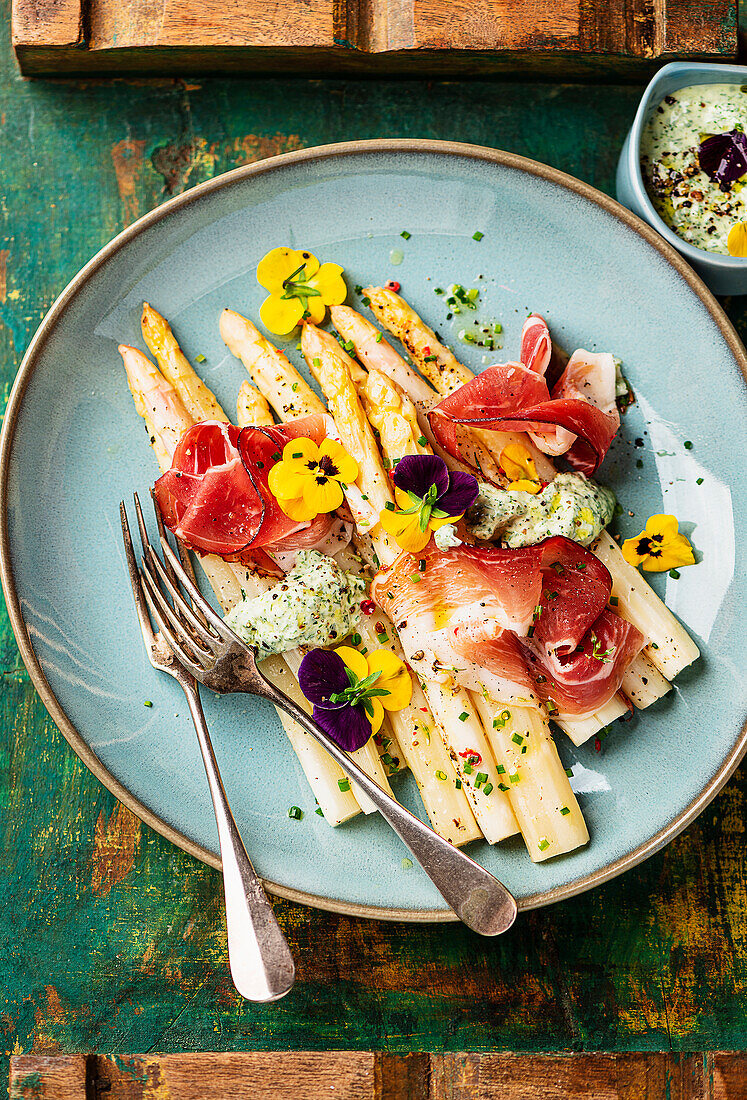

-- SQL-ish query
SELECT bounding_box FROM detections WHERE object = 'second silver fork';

[130,494,518,938]
[121,495,295,1003]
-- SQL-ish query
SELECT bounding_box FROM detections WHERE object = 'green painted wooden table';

[1,2,746,1072]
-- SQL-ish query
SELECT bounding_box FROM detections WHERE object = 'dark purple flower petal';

[438,470,480,516]
[312,702,372,751]
[392,453,449,500]
[298,648,350,708]
[698,130,747,187]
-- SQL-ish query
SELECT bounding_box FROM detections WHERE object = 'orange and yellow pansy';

[257,247,347,335]
[621,513,695,572]
[268,436,359,521]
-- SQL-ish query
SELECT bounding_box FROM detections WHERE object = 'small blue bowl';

[617,61,747,296]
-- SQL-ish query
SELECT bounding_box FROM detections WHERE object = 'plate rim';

[1,137,745,922]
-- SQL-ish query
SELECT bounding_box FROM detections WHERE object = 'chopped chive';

[610,596,619,606]
[669,568,680,579]
[291,382,299,391]
[636,459,643,469]
[483,782,493,795]
[436,770,447,781]
[493,323,503,334]
[521,746,527,754]
[350,632,362,646]
[288,806,302,820]
[315,807,324,816]
[511,732,524,745]
[384,501,395,511]
[381,753,394,766]
[684,440,693,450]
[271,451,281,462]
[354,284,363,294]
[560,806,570,816]
[338,778,351,792]
[434,287,444,295]
[498,783,509,792]
[455,778,462,789]
[472,231,484,241]
[400,230,411,240]
[463,763,474,775]
[496,764,506,774]
[361,296,371,307]
[565,767,574,777]
[538,837,550,851]
[292,451,303,458]
[375,331,383,343]
[696,477,704,485]
[194,353,206,363]
[424,354,438,362]
[409,573,422,583]
[651,642,659,649]
[313,357,321,367]
[458,711,469,722]
[509,771,520,784]
[417,436,428,446]
[402,857,413,870]
[144,700,153,707]
[475,771,488,787]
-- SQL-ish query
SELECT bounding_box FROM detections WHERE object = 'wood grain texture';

[1,10,747,1086]
[11,0,738,74]
[8,1053,747,1098]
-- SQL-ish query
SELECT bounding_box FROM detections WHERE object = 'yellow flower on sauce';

[335,645,413,732]
[621,514,695,572]
[257,247,347,335]
[727,221,747,257]
[499,443,541,494]
[268,436,359,521]
[379,487,456,553]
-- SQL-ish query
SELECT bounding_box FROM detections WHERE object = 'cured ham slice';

[154,416,334,557]
[524,610,644,719]
[372,536,643,716]
[429,360,619,477]
[520,314,552,376]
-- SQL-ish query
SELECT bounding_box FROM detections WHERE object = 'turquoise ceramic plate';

[2,141,746,921]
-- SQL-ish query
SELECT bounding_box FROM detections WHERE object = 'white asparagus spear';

[302,324,520,844]
[141,303,228,424]
[122,343,360,825]
[592,531,699,679]
[342,343,586,856]
[237,379,274,427]
[223,313,480,843]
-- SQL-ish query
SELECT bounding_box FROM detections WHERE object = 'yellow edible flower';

[379,487,456,553]
[268,436,359,521]
[621,514,695,572]
[335,645,413,732]
[256,247,347,335]
[499,443,541,494]
[727,221,747,257]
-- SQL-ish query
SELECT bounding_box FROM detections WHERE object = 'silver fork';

[120,496,296,1002]
[123,495,518,937]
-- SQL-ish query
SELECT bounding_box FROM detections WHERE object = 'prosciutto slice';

[429,359,618,476]
[154,415,334,557]
[372,536,643,716]
[520,313,552,376]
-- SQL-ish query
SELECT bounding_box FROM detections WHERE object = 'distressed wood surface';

[8,1052,747,1098]
[0,1,746,1086]
[11,0,738,75]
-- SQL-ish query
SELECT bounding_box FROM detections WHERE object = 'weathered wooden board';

[11,0,739,76]
[8,1052,747,1098]
[1,5,747,1089]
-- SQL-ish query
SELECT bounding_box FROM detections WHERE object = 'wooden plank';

[11,0,737,74]
[9,1053,747,1098]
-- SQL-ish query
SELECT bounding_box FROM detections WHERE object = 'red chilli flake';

[386,280,401,293]
[360,599,376,615]
[594,737,602,752]
[459,749,482,765]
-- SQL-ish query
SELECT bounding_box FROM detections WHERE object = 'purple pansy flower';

[698,130,747,188]
[298,648,383,752]
[392,454,479,519]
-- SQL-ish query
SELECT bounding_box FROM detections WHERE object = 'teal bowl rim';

[1,138,746,922]
[624,61,747,272]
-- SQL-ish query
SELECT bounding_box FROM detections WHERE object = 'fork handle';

[182,682,295,1001]
[261,682,517,936]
